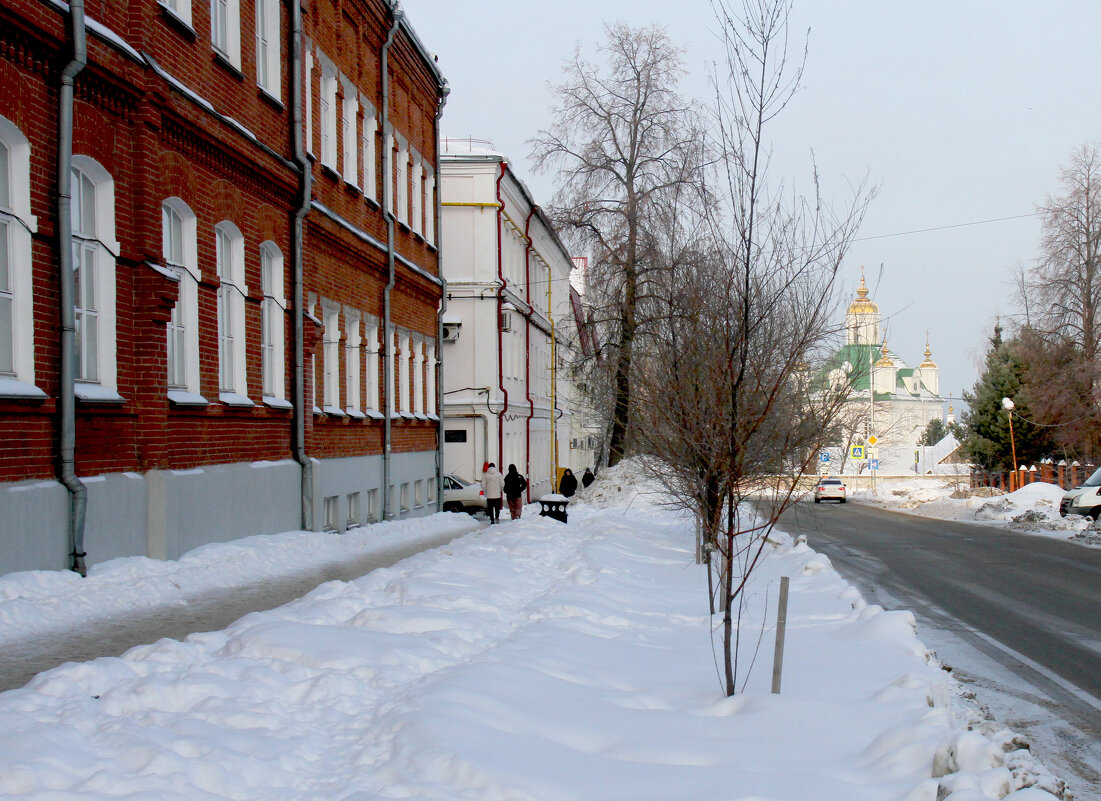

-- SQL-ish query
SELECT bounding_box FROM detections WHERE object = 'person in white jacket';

[482,464,504,523]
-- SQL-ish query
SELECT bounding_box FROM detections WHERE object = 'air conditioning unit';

[500,310,513,333]
[442,322,461,342]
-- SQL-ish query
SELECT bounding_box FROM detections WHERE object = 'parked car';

[814,477,846,503]
[442,473,486,514]
[1060,465,1101,518]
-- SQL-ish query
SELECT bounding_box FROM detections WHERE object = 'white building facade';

[439,142,588,498]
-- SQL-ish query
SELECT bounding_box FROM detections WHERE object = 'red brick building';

[0,0,447,574]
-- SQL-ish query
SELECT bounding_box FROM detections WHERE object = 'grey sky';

[403,0,1101,407]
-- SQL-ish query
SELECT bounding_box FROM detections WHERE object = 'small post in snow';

[771,576,790,694]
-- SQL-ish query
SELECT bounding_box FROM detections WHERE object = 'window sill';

[425,413,440,421]
[168,390,209,407]
[212,49,244,80]
[413,412,429,421]
[75,383,126,404]
[263,396,293,410]
[344,178,362,194]
[219,391,255,407]
[258,87,285,111]
[313,405,324,416]
[364,195,381,210]
[159,3,196,38]
[0,377,48,401]
[323,405,346,417]
[346,408,366,419]
[364,409,385,420]
[320,162,341,181]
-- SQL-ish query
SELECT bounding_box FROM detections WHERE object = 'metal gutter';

[57,0,88,576]
[290,0,314,529]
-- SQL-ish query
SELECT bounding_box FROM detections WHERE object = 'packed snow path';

[0,483,1065,799]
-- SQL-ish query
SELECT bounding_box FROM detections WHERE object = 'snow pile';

[0,514,481,644]
[858,479,1098,544]
[0,483,1064,799]
[572,456,667,509]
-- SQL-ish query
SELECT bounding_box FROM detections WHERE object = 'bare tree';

[530,23,708,467]
[634,0,874,696]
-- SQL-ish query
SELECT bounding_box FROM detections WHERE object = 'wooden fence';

[970,461,1098,492]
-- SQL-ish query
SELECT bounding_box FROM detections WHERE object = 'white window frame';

[70,156,119,400]
[412,334,424,417]
[341,79,358,186]
[260,241,286,404]
[367,488,379,522]
[424,163,436,246]
[319,58,338,169]
[344,308,362,416]
[427,476,436,504]
[346,491,360,527]
[210,0,241,69]
[255,0,280,98]
[414,479,424,508]
[384,131,395,214]
[425,339,437,418]
[361,102,377,202]
[215,221,249,402]
[0,117,40,396]
[411,156,423,236]
[322,301,341,414]
[160,0,193,28]
[162,198,202,399]
[395,135,409,225]
[364,316,380,416]
[304,45,314,157]
[398,329,411,417]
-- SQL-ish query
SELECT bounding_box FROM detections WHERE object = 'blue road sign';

[819,452,830,463]
[870,458,880,470]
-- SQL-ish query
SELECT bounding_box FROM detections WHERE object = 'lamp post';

[1002,397,1017,490]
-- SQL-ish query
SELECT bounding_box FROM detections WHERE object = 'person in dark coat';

[581,467,595,488]
[503,464,528,520]
[558,468,578,498]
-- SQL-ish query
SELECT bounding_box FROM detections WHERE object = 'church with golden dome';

[824,274,946,465]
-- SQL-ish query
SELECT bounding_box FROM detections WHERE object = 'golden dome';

[875,341,894,368]
[919,336,937,369]
[847,274,879,315]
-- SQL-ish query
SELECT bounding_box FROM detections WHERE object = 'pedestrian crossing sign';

[850,445,865,459]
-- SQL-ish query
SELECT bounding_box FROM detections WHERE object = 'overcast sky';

[402,0,1101,407]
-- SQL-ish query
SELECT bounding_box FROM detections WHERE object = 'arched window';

[259,241,287,404]
[162,198,202,400]
[0,116,41,396]
[215,221,249,402]
[70,155,119,400]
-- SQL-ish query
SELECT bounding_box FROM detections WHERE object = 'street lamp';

[1002,397,1017,490]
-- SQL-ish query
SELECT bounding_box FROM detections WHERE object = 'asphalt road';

[777,500,1101,795]
[0,527,472,693]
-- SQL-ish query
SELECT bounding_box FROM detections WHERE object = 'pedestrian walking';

[581,467,595,488]
[482,463,503,523]
[559,468,578,498]
[504,464,528,520]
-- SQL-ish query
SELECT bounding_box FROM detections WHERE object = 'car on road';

[442,473,486,514]
[1060,465,1101,518]
[814,477,846,503]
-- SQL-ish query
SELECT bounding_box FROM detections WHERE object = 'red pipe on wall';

[495,162,508,468]
[523,207,536,502]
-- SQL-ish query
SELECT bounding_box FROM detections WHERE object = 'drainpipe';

[381,4,403,519]
[522,208,536,501]
[290,0,313,529]
[495,161,508,466]
[433,84,449,511]
[58,0,88,576]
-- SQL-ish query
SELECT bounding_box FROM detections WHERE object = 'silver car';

[442,473,486,514]
[813,478,846,503]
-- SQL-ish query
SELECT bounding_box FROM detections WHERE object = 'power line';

[853,212,1041,243]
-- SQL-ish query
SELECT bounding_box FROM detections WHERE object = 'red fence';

[970,462,1098,492]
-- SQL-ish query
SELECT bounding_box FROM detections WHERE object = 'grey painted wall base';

[0,452,440,577]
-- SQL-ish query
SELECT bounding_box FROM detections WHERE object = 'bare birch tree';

[530,23,708,466]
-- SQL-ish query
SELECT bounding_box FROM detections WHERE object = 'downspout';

[381,5,403,519]
[522,208,536,501]
[495,162,508,466]
[290,0,313,529]
[433,84,449,511]
[58,0,88,575]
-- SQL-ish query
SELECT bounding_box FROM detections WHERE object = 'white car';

[442,473,486,514]
[1060,465,1101,518]
[813,478,846,503]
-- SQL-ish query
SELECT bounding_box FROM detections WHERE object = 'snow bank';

[0,466,1066,800]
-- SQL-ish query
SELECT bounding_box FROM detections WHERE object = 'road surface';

[777,500,1101,799]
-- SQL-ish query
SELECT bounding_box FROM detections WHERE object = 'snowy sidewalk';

[0,493,1063,799]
